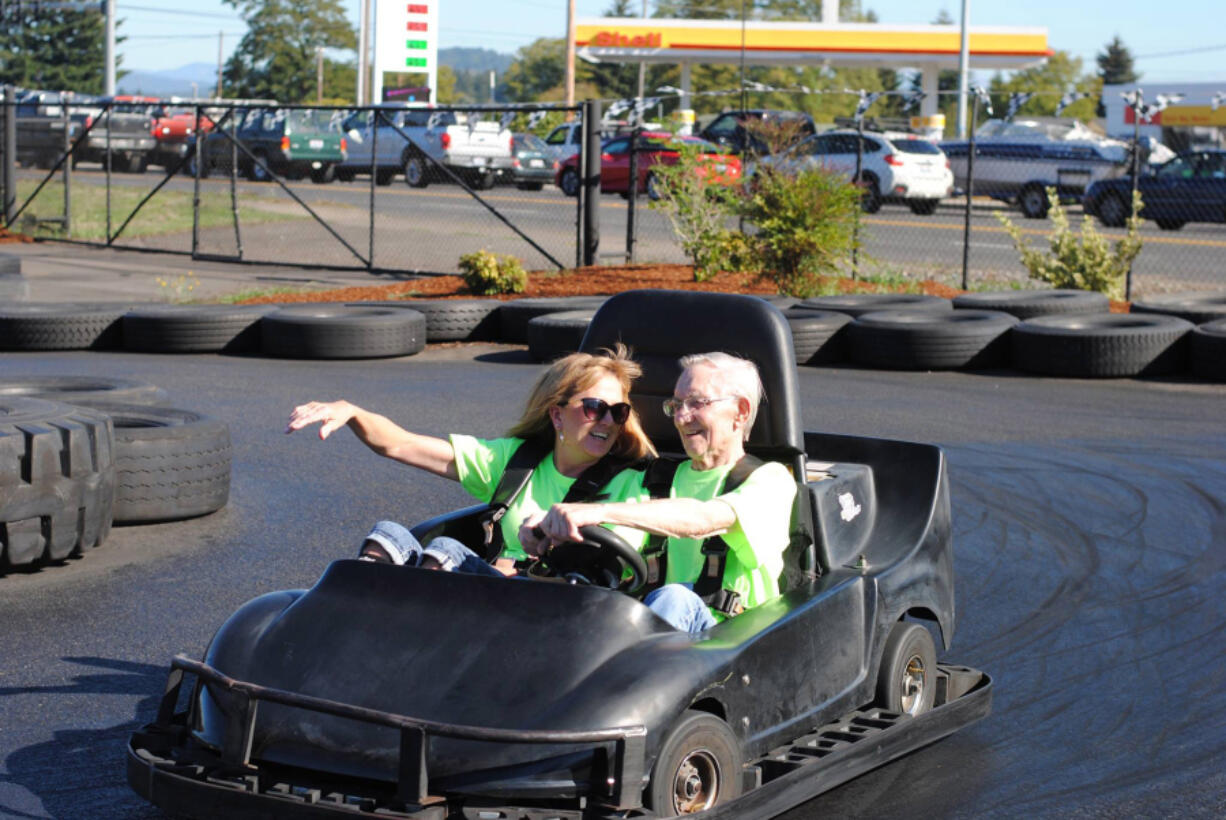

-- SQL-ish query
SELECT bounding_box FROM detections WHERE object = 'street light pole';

[956,0,970,138]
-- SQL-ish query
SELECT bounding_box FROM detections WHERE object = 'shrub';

[646,141,743,281]
[458,250,527,295]
[737,165,863,297]
[996,187,1142,301]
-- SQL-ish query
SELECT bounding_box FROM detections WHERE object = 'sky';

[118,0,1226,85]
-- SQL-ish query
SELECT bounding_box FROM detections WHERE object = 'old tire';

[67,402,231,524]
[1011,313,1193,377]
[0,376,168,405]
[0,398,115,569]
[260,305,427,359]
[527,309,595,361]
[783,308,852,365]
[1130,291,1226,325]
[247,151,273,182]
[499,297,607,344]
[794,293,952,319]
[1190,319,1226,382]
[122,304,280,353]
[850,309,1019,370]
[0,303,130,350]
[559,167,580,197]
[645,710,743,815]
[349,299,502,342]
[404,155,430,188]
[952,289,1109,320]
[1018,184,1050,219]
[876,622,938,717]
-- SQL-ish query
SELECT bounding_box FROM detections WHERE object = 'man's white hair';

[679,352,764,441]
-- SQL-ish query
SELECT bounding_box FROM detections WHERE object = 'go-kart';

[127,290,991,818]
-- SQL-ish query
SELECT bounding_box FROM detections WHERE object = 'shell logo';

[592,31,663,48]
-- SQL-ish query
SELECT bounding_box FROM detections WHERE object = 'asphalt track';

[1,345,1224,819]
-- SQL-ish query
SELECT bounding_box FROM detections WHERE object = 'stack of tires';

[0,377,232,573]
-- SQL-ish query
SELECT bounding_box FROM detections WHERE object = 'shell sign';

[591,31,664,48]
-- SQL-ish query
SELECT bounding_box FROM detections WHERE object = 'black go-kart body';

[128,291,991,819]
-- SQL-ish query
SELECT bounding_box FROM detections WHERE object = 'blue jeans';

[644,583,717,633]
[363,520,504,577]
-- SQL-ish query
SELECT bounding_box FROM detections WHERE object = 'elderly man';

[523,351,797,632]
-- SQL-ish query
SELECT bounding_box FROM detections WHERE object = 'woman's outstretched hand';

[286,400,357,440]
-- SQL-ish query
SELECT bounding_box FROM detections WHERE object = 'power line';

[1134,43,1226,60]
[122,4,240,20]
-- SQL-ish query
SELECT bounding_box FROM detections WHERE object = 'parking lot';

[2,339,1224,818]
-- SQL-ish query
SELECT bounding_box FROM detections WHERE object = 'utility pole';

[956,0,970,138]
[317,47,324,103]
[635,0,647,101]
[489,70,495,103]
[565,0,576,109]
[216,31,224,99]
[357,0,368,104]
[104,0,115,95]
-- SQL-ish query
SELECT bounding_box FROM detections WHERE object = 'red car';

[555,131,741,199]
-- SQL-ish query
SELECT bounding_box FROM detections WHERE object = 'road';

[15,166,1226,294]
[1,345,1224,818]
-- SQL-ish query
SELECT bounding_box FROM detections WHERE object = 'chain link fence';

[3,87,1223,299]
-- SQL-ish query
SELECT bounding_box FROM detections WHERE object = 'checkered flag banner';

[425,111,442,130]
[901,91,926,113]
[466,110,482,136]
[1120,89,1143,111]
[499,110,516,132]
[1005,92,1034,121]
[1212,92,1226,112]
[851,90,884,121]
[603,98,633,123]
[526,109,549,129]
[743,80,776,93]
[1054,90,1088,116]
[630,96,661,124]
[972,86,993,117]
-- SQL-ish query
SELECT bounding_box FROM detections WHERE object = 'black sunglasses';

[563,397,632,425]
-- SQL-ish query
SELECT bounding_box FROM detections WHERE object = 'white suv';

[759,129,954,215]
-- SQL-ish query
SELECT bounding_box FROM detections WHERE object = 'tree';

[1097,36,1139,85]
[221,0,356,103]
[988,50,1099,122]
[0,6,125,93]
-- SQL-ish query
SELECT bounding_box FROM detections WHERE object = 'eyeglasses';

[564,397,632,425]
[662,396,736,418]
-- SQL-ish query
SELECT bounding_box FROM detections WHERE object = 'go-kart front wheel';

[876,621,937,716]
[646,710,743,815]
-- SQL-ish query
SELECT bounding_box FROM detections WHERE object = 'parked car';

[758,130,954,214]
[195,107,346,183]
[508,132,559,190]
[14,89,157,173]
[699,108,817,156]
[126,290,991,820]
[555,132,741,199]
[543,120,584,162]
[940,118,1132,219]
[1084,149,1226,230]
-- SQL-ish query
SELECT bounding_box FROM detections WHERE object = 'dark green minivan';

[198,107,346,183]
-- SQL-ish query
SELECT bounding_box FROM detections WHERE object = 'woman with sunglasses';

[286,344,654,575]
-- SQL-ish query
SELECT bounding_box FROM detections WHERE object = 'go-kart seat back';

[580,290,818,585]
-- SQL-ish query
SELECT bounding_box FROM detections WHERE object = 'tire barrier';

[0,302,131,350]
[850,309,1019,371]
[757,295,798,310]
[68,402,232,524]
[527,310,596,362]
[499,297,608,344]
[347,299,501,342]
[0,375,168,405]
[782,308,852,365]
[794,293,953,318]
[1130,291,1226,325]
[123,304,281,354]
[1011,313,1193,378]
[0,398,115,570]
[1190,319,1226,382]
[260,305,427,359]
[952,289,1109,319]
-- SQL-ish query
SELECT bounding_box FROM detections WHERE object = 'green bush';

[996,187,1142,301]
[737,165,863,297]
[458,250,527,295]
[647,141,742,281]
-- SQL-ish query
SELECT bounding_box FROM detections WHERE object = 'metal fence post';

[582,99,601,267]
[1126,104,1142,302]
[625,126,640,264]
[853,119,864,277]
[191,105,202,257]
[960,99,978,291]
[369,107,378,271]
[3,86,16,227]
[62,102,71,237]
[105,102,112,243]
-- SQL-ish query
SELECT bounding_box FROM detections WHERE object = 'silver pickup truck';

[15,91,157,173]
[335,106,513,189]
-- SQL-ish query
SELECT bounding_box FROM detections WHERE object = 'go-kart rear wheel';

[646,710,742,815]
[876,622,937,717]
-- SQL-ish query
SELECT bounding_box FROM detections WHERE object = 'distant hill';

[439,47,513,75]
[118,63,218,99]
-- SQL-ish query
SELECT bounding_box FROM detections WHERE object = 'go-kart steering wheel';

[531,526,648,594]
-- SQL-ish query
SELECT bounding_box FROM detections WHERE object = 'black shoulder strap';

[693,454,765,614]
[639,456,683,589]
[479,436,551,549]
[562,452,639,503]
